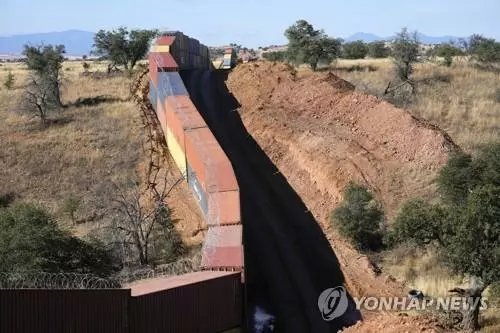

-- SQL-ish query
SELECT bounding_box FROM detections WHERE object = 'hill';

[0,30,94,56]
[345,32,462,44]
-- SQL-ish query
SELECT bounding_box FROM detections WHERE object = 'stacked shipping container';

[148,32,243,272]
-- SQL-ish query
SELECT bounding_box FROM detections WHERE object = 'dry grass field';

[0,61,142,236]
[326,58,500,332]
[329,58,500,153]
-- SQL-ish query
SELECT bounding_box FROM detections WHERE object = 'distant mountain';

[345,32,462,44]
[344,33,385,43]
[0,30,94,56]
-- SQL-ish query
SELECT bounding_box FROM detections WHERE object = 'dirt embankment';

[226,62,457,299]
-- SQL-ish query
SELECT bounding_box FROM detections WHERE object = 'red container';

[184,127,218,189]
[156,35,175,46]
[148,52,178,71]
[205,225,242,247]
[156,98,167,133]
[148,57,158,88]
[130,271,242,333]
[201,245,244,269]
[207,190,241,225]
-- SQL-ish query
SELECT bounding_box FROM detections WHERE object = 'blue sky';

[2,0,499,47]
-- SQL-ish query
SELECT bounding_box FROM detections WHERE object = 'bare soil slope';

[226,62,457,298]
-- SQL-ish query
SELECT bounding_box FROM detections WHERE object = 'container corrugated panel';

[201,245,244,268]
[149,80,157,111]
[206,225,242,247]
[157,72,188,100]
[157,35,175,46]
[184,127,219,190]
[0,289,130,333]
[156,97,167,133]
[166,127,187,177]
[148,56,158,87]
[165,95,206,131]
[151,45,170,53]
[187,163,209,215]
[149,52,178,71]
[205,144,239,192]
[165,97,185,150]
[130,271,242,333]
[207,190,241,225]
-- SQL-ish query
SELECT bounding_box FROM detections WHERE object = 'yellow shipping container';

[152,45,171,53]
[166,127,187,177]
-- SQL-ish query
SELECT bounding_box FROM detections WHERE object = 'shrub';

[389,199,450,247]
[0,203,118,276]
[3,71,14,89]
[331,182,384,251]
[342,41,368,59]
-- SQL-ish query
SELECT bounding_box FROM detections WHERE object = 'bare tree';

[112,172,185,266]
[20,74,61,126]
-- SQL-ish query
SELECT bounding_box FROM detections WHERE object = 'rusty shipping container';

[184,127,219,190]
[205,225,242,247]
[157,72,188,103]
[207,190,241,225]
[201,245,245,269]
[165,95,206,148]
[187,162,209,215]
[130,271,242,333]
[166,126,188,176]
[149,80,157,112]
[156,97,167,134]
[0,289,130,333]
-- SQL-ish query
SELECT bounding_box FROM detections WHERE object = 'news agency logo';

[318,286,489,321]
[317,286,349,321]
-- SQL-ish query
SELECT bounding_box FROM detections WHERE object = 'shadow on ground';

[181,69,362,333]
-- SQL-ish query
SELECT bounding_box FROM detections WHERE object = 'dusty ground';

[226,61,459,330]
[227,61,455,293]
[0,61,204,250]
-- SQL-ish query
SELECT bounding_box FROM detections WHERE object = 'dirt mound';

[226,61,457,299]
[341,313,447,333]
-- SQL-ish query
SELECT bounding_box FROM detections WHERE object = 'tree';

[262,51,287,62]
[474,38,500,63]
[331,182,384,251]
[285,20,342,71]
[390,143,500,330]
[23,44,65,107]
[391,28,420,82]
[20,73,61,126]
[112,176,185,266]
[3,71,14,89]
[342,40,368,59]
[368,41,390,58]
[92,27,158,70]
[0,203,117,276]
[436,43,464,67]
[390,199,450,247]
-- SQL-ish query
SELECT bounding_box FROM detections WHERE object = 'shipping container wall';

[130,273,242,333]
[166,127,187,177]
[149,80,157,112]
[201,245,245,269]
[207,190,241,225]
[187,163,209,215]
[0,289,130,333]
[157,72,188,102]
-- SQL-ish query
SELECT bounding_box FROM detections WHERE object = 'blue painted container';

[149,80,157,112]
[156,72,189,104]
[187,163,209,216]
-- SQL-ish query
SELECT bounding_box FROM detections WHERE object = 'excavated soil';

[226,61,457,308]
